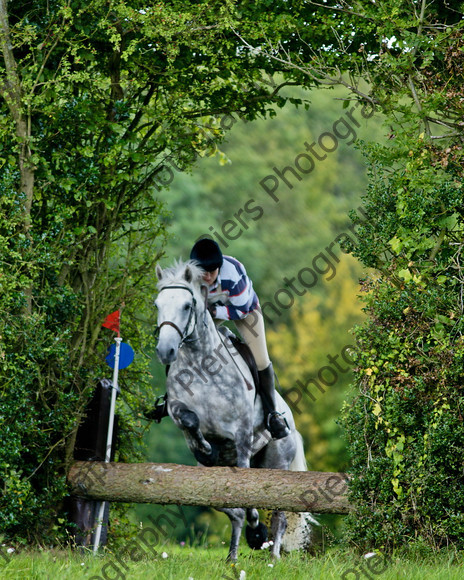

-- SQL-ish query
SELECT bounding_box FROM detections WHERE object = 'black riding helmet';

[190,238,223,272]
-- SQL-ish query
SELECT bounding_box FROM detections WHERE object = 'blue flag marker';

[105,342,134,369]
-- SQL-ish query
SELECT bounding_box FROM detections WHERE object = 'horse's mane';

[157,259,205,292]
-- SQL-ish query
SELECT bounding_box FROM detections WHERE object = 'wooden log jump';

[68,461,351,514]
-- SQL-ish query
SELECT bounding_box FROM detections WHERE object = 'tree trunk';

[68,461,351,514]
[0,0,34,313]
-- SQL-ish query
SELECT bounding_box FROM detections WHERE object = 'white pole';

[93,336,122,553]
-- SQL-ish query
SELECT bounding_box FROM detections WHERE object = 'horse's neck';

[177,309,221,361]
[195,310,221,350]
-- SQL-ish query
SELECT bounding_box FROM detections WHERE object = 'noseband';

[154,285,199,346]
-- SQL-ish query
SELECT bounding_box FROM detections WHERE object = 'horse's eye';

[184,303,191,311]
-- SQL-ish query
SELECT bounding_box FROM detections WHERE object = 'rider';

[148,239,290,439]
[192,238,290,440]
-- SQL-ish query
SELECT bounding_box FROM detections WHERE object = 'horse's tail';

[282,429,319,552]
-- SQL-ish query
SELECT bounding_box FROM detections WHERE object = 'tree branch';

[233,28,378,107]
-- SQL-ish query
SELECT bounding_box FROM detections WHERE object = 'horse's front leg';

[217,507,246,562]
[213,428,255,561]
[169,401,212,457]
[234,425,255,468]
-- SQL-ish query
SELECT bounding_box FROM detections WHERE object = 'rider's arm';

[214,257,259,321]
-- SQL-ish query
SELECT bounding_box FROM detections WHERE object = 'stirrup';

[144,395,168,423]
[267,411,290,440]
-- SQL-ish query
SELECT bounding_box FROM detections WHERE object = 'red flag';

[102,310,120,335]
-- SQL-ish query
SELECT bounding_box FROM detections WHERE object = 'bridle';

[154,284,204,346]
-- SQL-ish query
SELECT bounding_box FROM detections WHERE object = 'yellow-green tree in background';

[267,256,366,471]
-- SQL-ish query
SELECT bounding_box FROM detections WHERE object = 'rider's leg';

[256,362,291,439]
[234,308,290,440]
[144,394,168,423]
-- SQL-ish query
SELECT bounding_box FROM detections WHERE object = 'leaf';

[435,314,454,326]
[389,236,403,254]
[398,268,412,282]
[438,213,459,230]
[391,478,403,497]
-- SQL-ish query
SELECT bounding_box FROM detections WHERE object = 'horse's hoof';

[245,522,268,549]
[203,442,212,454]
[194,445,218,466]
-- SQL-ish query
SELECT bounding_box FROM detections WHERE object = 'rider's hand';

[208,304,217,318]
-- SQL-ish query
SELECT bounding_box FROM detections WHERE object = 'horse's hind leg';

[270,510,287,558]
[245,508,268,550]
[246,508,259,529]
[217,507,246,562]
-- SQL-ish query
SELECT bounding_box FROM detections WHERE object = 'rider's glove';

[208,304,217,318]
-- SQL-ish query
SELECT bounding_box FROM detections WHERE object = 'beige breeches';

[234,307,271,371]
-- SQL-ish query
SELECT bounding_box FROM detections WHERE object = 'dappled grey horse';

[154,260,312,560]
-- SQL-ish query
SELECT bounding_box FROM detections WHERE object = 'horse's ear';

[156,264,163,280]
[184,265,193,283]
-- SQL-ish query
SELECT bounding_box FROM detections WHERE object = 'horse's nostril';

[156,345,176,363]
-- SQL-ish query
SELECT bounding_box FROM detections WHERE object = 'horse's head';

[154,260,205,364]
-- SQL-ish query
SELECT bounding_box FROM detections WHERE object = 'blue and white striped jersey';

[208,256,259,320]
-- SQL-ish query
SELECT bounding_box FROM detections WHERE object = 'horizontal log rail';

[68,461,352,514]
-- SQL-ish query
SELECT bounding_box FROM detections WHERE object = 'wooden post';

[68,380,118,547]
[68,461,351,514]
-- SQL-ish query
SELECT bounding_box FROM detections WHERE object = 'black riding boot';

[144,394,169,423]
[257,363,290,439]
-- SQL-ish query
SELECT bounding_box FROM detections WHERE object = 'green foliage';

[334,2,464,549]
[342,151,464,549]
[159,83,382,307]
[4,0,464,552]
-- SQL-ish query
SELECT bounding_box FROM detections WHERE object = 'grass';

[1,542,464,580]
